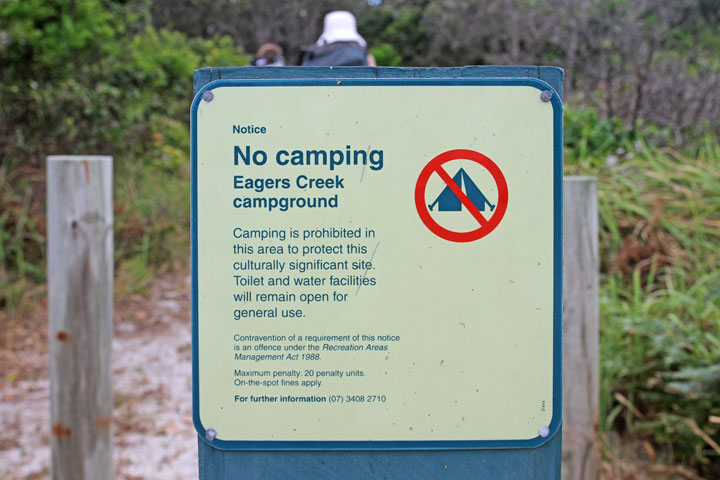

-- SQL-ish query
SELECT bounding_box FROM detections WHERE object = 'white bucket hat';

[316,11,366,47]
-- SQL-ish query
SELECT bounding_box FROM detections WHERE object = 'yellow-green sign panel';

[194,82,559,445]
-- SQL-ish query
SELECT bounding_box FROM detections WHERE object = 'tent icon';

[428,168,496,212]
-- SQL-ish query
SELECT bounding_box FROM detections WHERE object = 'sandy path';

[0,273,707,480]
[0,275,197,479]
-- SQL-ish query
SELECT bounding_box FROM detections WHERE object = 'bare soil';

[0,273,197,479]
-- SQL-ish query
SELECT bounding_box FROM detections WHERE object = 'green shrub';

[0,0,248,310]
[370,44,403,67]
[564,108,632,169]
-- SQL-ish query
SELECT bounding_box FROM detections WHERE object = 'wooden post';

[562,177,599,480]
[48,156,114,480]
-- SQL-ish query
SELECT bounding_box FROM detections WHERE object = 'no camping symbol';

[414,149,508,242]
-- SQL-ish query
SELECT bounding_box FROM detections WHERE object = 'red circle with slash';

[415,149,508,242]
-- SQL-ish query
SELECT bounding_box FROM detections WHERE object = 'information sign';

[191,78,562,450]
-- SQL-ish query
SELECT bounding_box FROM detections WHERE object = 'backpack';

[301,41,368,67]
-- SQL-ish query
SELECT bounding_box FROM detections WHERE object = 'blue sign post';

[192,66,563,479]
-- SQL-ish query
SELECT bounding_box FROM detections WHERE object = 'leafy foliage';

[370,44,403,67]
[359,6,429,66]
[564,108,633,168]
[567,137,720,475]
[0,0,247,311]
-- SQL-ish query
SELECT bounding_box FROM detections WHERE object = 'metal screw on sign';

[205,428,217,442]
[202,91,214,102]
[538,425,550,438]
[540,90,553,102]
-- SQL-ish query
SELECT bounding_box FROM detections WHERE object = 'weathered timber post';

[562,177,599,480]
[48,156,114,480]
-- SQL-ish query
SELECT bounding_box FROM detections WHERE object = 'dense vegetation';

[152,0,720,142]
[0,0,247,309]
[565,112,720,474]
[1,0,718,475]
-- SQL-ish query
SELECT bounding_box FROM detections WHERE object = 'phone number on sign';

[329,395,387,404]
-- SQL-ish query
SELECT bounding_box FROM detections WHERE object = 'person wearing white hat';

[301,11,376,66]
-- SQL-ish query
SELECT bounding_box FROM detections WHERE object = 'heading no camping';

[234,145,385,172]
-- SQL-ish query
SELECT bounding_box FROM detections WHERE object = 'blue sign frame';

[191,73,563,454]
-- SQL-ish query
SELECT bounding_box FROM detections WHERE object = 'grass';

[0,164,46,321]
[113,158,190,297]
[0,145,190,321]
[567,135,720,475]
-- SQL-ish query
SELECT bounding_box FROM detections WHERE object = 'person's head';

[250,43,285,66]
[316,11,366,47]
